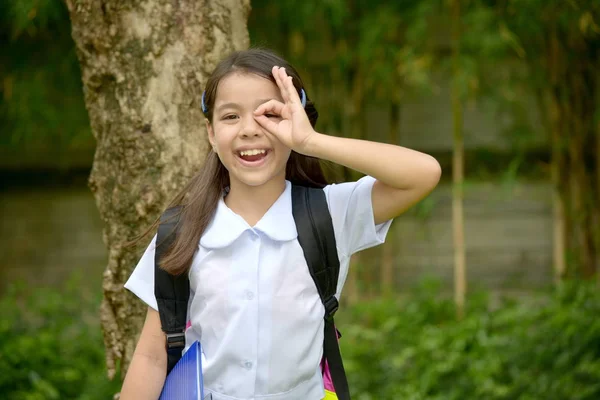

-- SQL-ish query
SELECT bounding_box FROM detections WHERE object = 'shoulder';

[124,234,159,311]
[323,175,376,212]
[321,176,387,256]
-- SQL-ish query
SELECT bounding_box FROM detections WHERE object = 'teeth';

[239,149,266,156]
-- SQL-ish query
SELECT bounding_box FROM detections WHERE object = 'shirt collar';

[199,181,297,249]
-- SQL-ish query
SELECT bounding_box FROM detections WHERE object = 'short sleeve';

[323,176,393,298]
[324,175,392,257]
[124,234,158,311]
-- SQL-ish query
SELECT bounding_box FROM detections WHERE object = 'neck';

[225,178,287,226]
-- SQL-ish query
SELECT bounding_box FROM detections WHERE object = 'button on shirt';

[124,176,391,400]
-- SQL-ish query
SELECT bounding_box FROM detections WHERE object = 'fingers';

[254,99,284,134]
[272,66,301,106]
[272,66,289,103]
[254,114,279,134]
[254,99,284,117]
[254,99,285,135]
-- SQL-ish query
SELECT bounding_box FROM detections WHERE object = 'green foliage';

[2,277,599,399]
[250,0,440,92]
[0,279,120,400]
[339,279,600,399]
[0,0,92,164]
[2,0,65,39]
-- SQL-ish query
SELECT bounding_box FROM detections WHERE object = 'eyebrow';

[215,99,275,113]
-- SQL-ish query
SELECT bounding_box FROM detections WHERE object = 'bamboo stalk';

[451,0,466,319]
[346,68,365,301]
[550,97,566,281]
[597,118,600,286]
[551,129,566,282]
[381,103,400,297]
[547,21,568,282]
[548,27,566,281]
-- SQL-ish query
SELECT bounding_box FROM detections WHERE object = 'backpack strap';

[291,185,351,400]
[153,188,352,398]
[154,206,189,375]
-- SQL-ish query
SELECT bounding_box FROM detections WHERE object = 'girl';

[121,48,441,400]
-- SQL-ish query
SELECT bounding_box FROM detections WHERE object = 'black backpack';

[154,185,351,400]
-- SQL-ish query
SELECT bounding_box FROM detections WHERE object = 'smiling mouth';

[237,149,270,163]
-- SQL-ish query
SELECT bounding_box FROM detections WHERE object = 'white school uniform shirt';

[125,175,391,400]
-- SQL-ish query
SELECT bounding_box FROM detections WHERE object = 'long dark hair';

[155,48,328,275]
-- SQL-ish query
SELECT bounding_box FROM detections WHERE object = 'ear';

[206,119,216,149]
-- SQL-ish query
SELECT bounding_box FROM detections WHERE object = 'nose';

[240,114,263,138]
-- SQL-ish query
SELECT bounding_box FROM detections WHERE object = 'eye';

[265,113,280,119]
[222,114,239,121]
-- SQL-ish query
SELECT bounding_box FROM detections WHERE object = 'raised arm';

[303,134,441,224]
[254,66,441,224]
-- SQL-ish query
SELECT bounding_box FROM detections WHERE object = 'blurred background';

[2,0,599,399]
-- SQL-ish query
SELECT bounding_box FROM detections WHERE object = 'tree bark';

[66,0,250,379]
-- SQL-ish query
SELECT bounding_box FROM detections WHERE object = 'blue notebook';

[159,341,209,400]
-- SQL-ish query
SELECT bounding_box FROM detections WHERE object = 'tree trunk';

[451,0,466,319]
[597,118,600,286]
[381,102,400,298]
[597,117,600,285]
[66,0,250,379]
[546,26,567,281]
[550,99,567,282]
[344,67,367,299]
[541,9,600,280]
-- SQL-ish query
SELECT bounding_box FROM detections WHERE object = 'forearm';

[120,308,167,400]
[303,132,441,189]
[120,350,167,399]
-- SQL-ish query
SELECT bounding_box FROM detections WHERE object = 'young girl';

[121,48,441,400]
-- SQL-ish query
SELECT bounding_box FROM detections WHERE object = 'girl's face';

[207,72,291,191]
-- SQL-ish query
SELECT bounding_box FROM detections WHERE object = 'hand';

[253,66,316,154]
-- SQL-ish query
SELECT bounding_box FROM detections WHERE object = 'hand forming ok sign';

[253,66,316,154]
